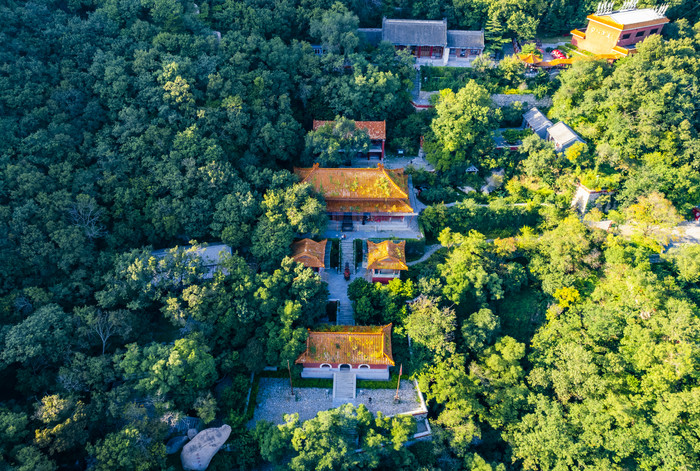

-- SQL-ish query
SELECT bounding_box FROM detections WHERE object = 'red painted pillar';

[429,46,433,58]
[417,46,420,58]
[381,140,385,160]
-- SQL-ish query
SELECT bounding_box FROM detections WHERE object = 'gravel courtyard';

[250,378,424,425]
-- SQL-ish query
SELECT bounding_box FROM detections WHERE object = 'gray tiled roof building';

[522,107,553,139]
[357,17,484,63]
[382,18,448,46]
[546,122,585,152]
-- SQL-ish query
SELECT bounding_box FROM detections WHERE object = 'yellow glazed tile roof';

[296,324,394,366]
[291,239,327,268]
[294,164,414,214]
[367,240,407,271]
[519,53,541,64]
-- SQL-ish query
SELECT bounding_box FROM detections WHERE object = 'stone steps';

[340,239,354,274]
[336,299,354,326]
[333,372,356,404]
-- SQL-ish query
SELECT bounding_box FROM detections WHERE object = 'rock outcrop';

[181,424,231,471]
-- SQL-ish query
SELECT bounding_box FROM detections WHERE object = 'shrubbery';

[420,200,543,240]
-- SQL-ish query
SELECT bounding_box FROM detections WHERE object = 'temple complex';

[358,18,484,65]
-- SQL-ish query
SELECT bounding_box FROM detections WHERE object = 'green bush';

[499,102,527,127]
[419,200,543,240]
[420,186,463,204]
[405,167,437,187]
[357,373,409,389]
[354,239,363,267]
[501,128,533,144]
[404,239,426,261]
[329,238,340,268]
[259,369,333,388]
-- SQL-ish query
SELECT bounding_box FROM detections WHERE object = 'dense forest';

[1,0,700,469]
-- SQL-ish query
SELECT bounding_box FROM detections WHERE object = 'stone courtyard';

[250,378,425,425]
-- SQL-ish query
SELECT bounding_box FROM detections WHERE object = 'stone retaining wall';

[491,93,553,108]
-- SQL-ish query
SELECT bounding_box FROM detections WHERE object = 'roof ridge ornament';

[620,0,638,11]
[654,3,668,17]
[595,0,615,15]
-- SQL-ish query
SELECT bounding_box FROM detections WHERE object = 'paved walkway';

[617,221,700,250]
[327,269,358,326]
[407,244,442,266]
[250,378,422,425]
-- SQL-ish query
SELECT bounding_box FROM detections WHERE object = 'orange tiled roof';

[294,164,414,214]
[295,324,394,366]
[367,240,407,271]
[313,120,387,140]
[291,239,327,268]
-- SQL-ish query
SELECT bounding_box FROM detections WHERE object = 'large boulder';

[181,424,231,471]
[166,436,189,454]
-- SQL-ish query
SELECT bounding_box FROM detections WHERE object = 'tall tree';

[303,117,370,166]
[428,81,495,170]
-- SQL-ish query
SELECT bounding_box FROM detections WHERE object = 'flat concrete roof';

[605,8,666,25]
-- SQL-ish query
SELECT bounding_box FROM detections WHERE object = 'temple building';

[295,324,394,379]
[571,2,669,58]
[546,122,585,153]
[294,163,417,232]
[290,238,327,274]
[522,107,553,139]
[358,18,484,65]
[313,120,386,160]
[366,240,407,284]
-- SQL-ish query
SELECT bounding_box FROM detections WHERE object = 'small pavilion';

[367,240,407,283]
[296,324,394,380]
[312,120,386,160]
[291,239,327,273]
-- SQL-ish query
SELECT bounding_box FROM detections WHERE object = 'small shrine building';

[290,239,327,274]
[367,240,407,284]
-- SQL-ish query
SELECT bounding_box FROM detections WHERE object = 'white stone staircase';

[332,372,356,405]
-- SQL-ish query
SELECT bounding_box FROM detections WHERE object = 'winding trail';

[407,244,442,266]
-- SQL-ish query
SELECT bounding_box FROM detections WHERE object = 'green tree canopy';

[427,81,496,170]
[303,117,371,166]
